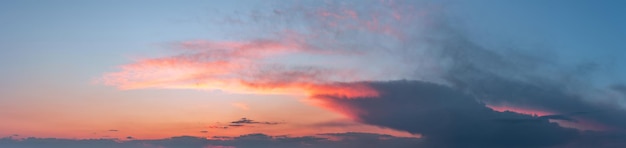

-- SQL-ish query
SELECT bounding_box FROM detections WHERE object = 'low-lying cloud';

[315,80,580,147]
[0,132,421,148]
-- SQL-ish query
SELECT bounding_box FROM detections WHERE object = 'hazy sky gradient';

[1,0,626,147]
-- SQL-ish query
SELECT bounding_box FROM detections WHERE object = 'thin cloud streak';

[100,37,380,97]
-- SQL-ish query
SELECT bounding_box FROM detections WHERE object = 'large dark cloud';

[310,14,626,147]
[0,132,421,148]
[316,80,583,148]
[309,28,626,146]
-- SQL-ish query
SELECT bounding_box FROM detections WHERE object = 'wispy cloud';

[228,118,281,127]
[100,36,379,98]
[98,1,431,98]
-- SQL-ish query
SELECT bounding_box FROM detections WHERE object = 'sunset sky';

[2,0,626,147]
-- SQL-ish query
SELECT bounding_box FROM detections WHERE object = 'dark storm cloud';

[86,0,624,147]
[310,26,626,146]
[308,23,626,144]
[0,132,422,148]
[316,80,583,147]
[208,2,626,140]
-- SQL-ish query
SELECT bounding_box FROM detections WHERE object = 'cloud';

[612,84,626,97]
[0,132,421,148]
[228,124,245,127]
[100,38,379,97]
[208,126,228,129]
[314,80,584,147]
[97,0,626,147]
[228,118,281,127]
[301,20,626,145]
[434,35,626,131]
[100,39,310,91]
[230,118,258,124]
[203,118,284,129]
[98,0,429,97]
[493,112,587,124]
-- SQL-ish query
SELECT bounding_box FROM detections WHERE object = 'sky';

[1,0,626,147]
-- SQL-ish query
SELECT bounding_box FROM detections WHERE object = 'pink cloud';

[100,36,380,98]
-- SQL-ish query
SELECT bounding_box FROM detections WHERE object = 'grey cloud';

[208,126,228,129]
[316,80,583,148]
[612,84,626,97]
[435,33,626,131]
[228,124,245,127]
[228,118,281,127]
[230,118,258,124]
[492,112,584,124]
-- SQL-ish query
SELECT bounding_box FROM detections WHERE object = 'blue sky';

[3,0,624,86]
